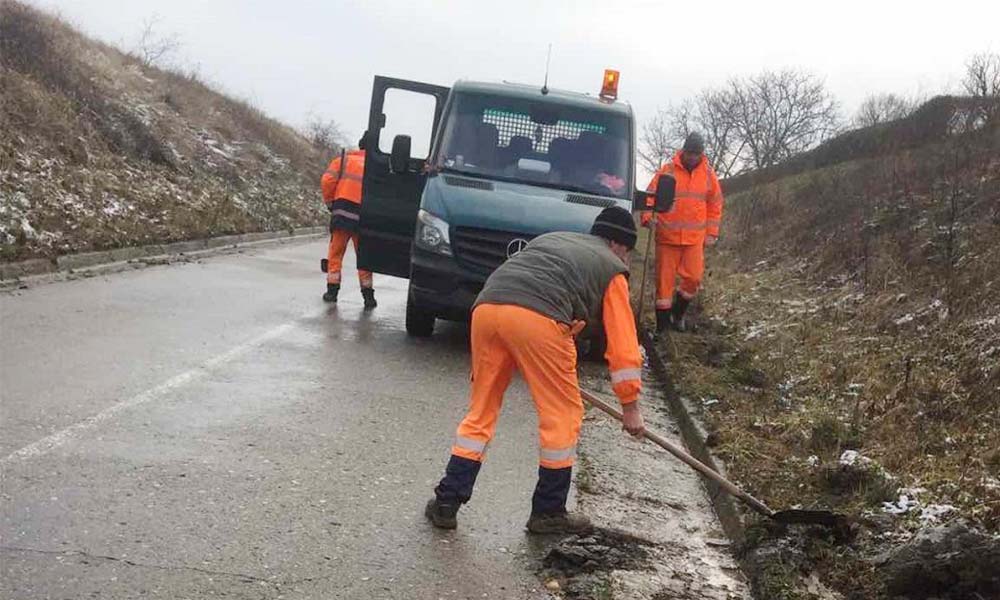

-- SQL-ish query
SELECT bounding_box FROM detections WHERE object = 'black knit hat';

[682,131,705,154]
[591,206,637,250]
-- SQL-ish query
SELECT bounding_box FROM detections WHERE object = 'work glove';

[704,235,718,247]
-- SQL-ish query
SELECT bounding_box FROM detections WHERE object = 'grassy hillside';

[0,1,330,262]
[635,119,999,597]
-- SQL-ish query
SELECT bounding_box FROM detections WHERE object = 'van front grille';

[452,227,535,276]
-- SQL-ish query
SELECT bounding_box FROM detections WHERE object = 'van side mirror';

[632,174,677,212]
[632,189,651,212]
[654,174,676,213]
[390,135,412,174]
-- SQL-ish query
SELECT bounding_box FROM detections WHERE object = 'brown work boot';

[526,511,592,534]
[424,498,459,529]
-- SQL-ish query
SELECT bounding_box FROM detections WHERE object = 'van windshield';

[435,92,631,199]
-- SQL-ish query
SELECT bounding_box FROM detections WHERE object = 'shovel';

[580,388,848,529]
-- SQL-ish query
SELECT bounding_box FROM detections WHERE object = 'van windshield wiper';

[439,166,493,180]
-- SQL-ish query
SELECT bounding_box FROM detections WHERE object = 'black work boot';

[526,511,593,534]
[526,466,592,534]
[424,498,459,529]
[361,288,377,310]
[670,294,691,332]
[656,309,671,334]
[322,283,340,303]
[427,455,482,530]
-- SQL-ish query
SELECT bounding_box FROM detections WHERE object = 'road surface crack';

[0,545,278,587]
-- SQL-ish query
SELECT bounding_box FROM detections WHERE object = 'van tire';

[578,331,607,363]
[406,294,436,338]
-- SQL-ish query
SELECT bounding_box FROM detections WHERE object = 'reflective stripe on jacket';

[602,273,642,404]
[321,149,365,233]
[641,151,723,245]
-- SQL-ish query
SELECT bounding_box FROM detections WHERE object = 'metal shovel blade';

[770,509,848,529]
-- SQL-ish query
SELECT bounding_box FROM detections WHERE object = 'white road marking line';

[1,321,298,465]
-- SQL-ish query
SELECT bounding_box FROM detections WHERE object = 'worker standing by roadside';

[642,132,723,332]
[425,207,646,534]
[320,134,376,309]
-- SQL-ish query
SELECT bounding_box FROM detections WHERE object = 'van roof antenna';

[541,44,551,95]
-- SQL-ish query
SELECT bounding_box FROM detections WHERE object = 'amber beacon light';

[600,69,620,100]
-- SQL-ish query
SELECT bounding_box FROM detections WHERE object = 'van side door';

[357,76,450,278]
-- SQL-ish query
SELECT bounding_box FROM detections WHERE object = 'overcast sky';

[30,0,1000,149]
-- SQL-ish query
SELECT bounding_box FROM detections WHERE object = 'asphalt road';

[1,240,557,599]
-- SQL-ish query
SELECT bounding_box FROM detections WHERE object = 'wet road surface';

[1,239,746,599]
[1,240,554,599]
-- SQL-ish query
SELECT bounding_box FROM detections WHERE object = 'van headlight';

[415,210,452,256]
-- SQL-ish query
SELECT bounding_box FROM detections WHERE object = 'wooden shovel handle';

[580,388,775,518]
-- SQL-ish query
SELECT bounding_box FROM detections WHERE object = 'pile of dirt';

[0,1,330,263]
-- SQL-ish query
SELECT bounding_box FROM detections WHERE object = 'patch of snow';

[19,218,37,240]
[919,504,956,522]
[744,323,767,340]
[895,313,915,326]
[883,493,920,515]
[839,450,873,467]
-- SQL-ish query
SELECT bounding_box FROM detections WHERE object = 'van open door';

[357,76,450,278]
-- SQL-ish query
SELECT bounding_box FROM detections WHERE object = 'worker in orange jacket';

[641,132,723,332]
[320,134,375,308]
[425,207,646,534]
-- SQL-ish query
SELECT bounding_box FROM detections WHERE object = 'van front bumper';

[408,247,485,322]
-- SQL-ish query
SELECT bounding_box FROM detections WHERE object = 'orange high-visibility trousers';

[654,243,704,310]
[452,303,583,470]
[327,229,373,288]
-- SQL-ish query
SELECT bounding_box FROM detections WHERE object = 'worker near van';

[641,132,723,332]
[424,207,646,534]
[320,134,376,309]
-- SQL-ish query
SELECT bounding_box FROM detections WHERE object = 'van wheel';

[578,332,607,363]
[406,294,435,338]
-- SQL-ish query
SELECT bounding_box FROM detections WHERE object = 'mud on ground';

[537,367,749,599]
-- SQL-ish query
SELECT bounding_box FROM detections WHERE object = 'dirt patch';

[550,369,749,599]
[544,528,656,576]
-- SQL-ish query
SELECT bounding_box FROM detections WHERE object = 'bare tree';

[133,15,180,67]
[638,107,680,176]
[963,52,1000,98]
[728,69,841,170]
[696,88,744,177]
[639,92,745,179]
[853,93,915,128]
[962,52,1000,124]
[303,115,346,157]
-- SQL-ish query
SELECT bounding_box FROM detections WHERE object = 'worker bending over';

[425,206,646,534]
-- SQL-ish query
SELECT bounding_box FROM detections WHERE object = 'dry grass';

[631,126,1000,598]
[0,1,328,261]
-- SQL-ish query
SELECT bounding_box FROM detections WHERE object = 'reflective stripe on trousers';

[327,229,373,287]
[655,243,704,307]
[539,445,576,464]
[451,304,583,469]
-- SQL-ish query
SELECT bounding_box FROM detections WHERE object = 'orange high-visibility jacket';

[321,149,366,232]
[641,151,723,246]
[602,273,643,404]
